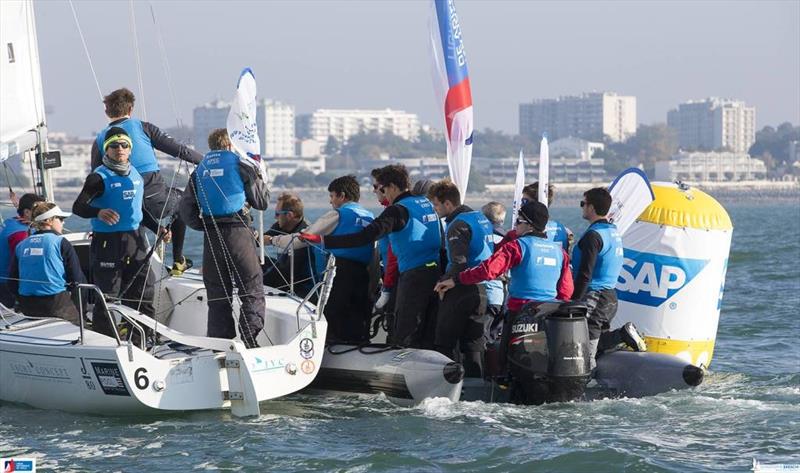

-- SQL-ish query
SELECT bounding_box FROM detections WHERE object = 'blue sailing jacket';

[445,210,493,272]
[194,150,246,217]
[545,219,571,251]
[329,202,375,265]
[15,232,67,296]
[508,235,563,301]
[572,221,624,291]
[96,118,160,174]
[90,165,144,233]
[0,218,29,283]
[388,195,441,273]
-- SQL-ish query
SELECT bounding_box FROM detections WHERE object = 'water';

[2,200,799,472]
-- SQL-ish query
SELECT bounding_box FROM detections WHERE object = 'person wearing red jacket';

[434,201,573,369]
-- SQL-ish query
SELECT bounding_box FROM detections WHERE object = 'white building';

[472,155,607,184]
[655,151,767,182]
[193,99,296,157]
[549,137,604,160]
[667,98,756,153]
[296,138,322,158]
[309,108,421,146]
[519,92,636,143]
[47,135,93,186]
[264,155,325,177]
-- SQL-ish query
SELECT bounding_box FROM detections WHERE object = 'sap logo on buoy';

[616,249,708,307]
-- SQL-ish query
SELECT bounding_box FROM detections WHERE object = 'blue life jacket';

[508,235,563,301]
[96,118,160,174]
[0,218,29,283]
[90,165,144,232]
[388,195,441,273]
[483,231,505,306]
[545,219,571,251]
[572,221,624,291]
[378,236,390,269]
[328,202,375,265]
[194,150,246,217]
[445,210,493,272]
[16,232,67,296]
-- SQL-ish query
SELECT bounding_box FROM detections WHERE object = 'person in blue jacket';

[428,179,495,378]
[522,182,572,251]
[72,126,155,337]
[179,129,270,348]
[92,88,202,275]
[8,202,86,322]
[0,193,45,307]
[266,175,375,343]
[303,164,441,349]
[572,187,647,369]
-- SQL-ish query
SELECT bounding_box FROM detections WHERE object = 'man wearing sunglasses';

[521,182,572,251]
[303,164,441,349]
[72,126,155,337]
[179,129,269,348]
[92,88,202,277]
[572,187,647,369]
[0,193,46,307]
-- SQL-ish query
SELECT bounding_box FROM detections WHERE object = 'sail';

[0,0,46,161]
[226,68,266,180]
[429,0,474,197]
[608,168,656,235]
[538,135,549,206]
[511,150,525,224]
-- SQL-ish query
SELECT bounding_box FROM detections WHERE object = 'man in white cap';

[8,202,86,323]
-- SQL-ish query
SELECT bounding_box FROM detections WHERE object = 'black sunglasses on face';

[108,142,130,149]
[515,218,531,226]
[580,201,586,207]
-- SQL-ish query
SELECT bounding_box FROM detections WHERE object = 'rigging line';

[129,0,147,121]
[26,3,44,127]
[148,2,182,128]
[67,0,103,102]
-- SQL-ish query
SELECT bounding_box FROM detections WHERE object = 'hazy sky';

[34,0,799,137]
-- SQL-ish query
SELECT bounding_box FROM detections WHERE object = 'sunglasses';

[274,210,291,217]
[55,216,67,222]
[108,142,130,149]
[515,218,531,226]
[580,201,586,207]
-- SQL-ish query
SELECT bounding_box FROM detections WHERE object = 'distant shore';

[51,180,798,209]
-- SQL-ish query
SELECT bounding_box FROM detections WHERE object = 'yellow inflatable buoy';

[613,182,733,368]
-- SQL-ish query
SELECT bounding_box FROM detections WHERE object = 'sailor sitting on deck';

[427,179,494,378]
[72,126,156,337]
[572,187,647,371]
[301,164,442,349]
[0,193,45,307]
[262,192,325,301]
[266,175,375,343]
[179,129,270,349]
[522,182,573,251]
[434,201,573,372]
[8,202,86,323]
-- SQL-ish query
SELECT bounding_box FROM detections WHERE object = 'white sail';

[511,149,525,224]
[537,135,549,207]
[0,0,46,161]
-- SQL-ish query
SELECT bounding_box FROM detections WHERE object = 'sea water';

[1,199,798,472]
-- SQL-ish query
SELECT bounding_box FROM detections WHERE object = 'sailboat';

[0,0,329,417]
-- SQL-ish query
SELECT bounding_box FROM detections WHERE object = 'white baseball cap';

[34,205,72,222]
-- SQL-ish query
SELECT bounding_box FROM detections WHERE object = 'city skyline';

[34,1,799,137]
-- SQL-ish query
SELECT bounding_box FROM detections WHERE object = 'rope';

[148,2,182,127]
[67,0,103,102]
[129,0,148,121]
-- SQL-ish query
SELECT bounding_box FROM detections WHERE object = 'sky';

[33,0,800,138]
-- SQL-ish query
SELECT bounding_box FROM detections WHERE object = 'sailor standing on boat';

[572,187,647,370]
[302,164,441,349]
[434,201,573,367]
[480,201,509,344]
[8,202,86,322]
[0,193,45,307]
[179,129,269,348]
[92,88,203,276]
[73,127,155,336]
[428,179,492,378]
[266,175,374,343]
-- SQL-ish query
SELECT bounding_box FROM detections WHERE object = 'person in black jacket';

[92,88,202,275]
[179,129,270,348]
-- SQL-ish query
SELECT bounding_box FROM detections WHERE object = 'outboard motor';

[507,301,592,405]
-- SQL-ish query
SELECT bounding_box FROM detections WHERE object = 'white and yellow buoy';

[613,182,732,368]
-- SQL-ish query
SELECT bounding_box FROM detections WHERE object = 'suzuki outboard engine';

[507,301,592,404]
